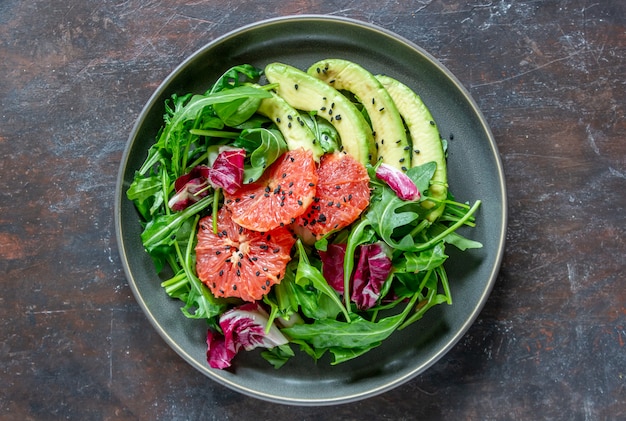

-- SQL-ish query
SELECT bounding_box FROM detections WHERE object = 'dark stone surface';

[1,1,624,419]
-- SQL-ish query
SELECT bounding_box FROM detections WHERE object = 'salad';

[127,60,482,369]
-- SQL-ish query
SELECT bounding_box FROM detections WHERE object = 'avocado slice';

[376,75,448,221]
[264,62,375,166]
[308,59,410,171]
[255,88,324,160]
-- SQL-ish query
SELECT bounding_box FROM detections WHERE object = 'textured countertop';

[1,1,624,419]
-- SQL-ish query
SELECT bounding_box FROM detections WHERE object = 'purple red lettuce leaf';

[167,165,211,211]
[351,243,393,310]
[206,302,288,369]
[207,147,245,194]
[168,147,246,212]
[319,241,393,310]
[375,163,420,201]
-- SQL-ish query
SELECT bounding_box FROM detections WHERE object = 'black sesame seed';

[232,284,237,290]
[294,84,299,90]
[379,107,385,112]
[276,117,281,123]
[404,146,410,151]
[429,120,435,126]
[256,271,261,276]
[335,115,341,120]
[288,122,292,128]
[219,270,223,276]
[399,158,406,163]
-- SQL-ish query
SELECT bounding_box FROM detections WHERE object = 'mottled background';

[1,1,624,420]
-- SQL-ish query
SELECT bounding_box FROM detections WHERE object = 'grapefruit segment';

[224,148,318,232]
[297,152,370,236]
[195,208,296,302]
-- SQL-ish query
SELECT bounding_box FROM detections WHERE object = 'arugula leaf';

[209,64,262,94]
[294,240,351,322]
[394,242,448,273]
[261,344,295,369]
[141,195,213,254]
[281,293,418,354]
[234,127,288,183]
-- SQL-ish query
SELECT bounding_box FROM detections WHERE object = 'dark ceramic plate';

[115,15,507,405]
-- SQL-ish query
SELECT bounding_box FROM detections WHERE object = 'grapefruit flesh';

[224,148,318,232]
[297,152,370,236]
[195,208,296,302]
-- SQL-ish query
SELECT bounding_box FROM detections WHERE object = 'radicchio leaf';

[318,243,347,293]
[206,302,288,369]
[375,163,420,201]
[351,242,393,310]
[206,329,235,370]
[207,146,245,194]
[168,165,210,211]
[319,242,393,310]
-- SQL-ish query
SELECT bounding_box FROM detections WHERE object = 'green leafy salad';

[127,59,482,369]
